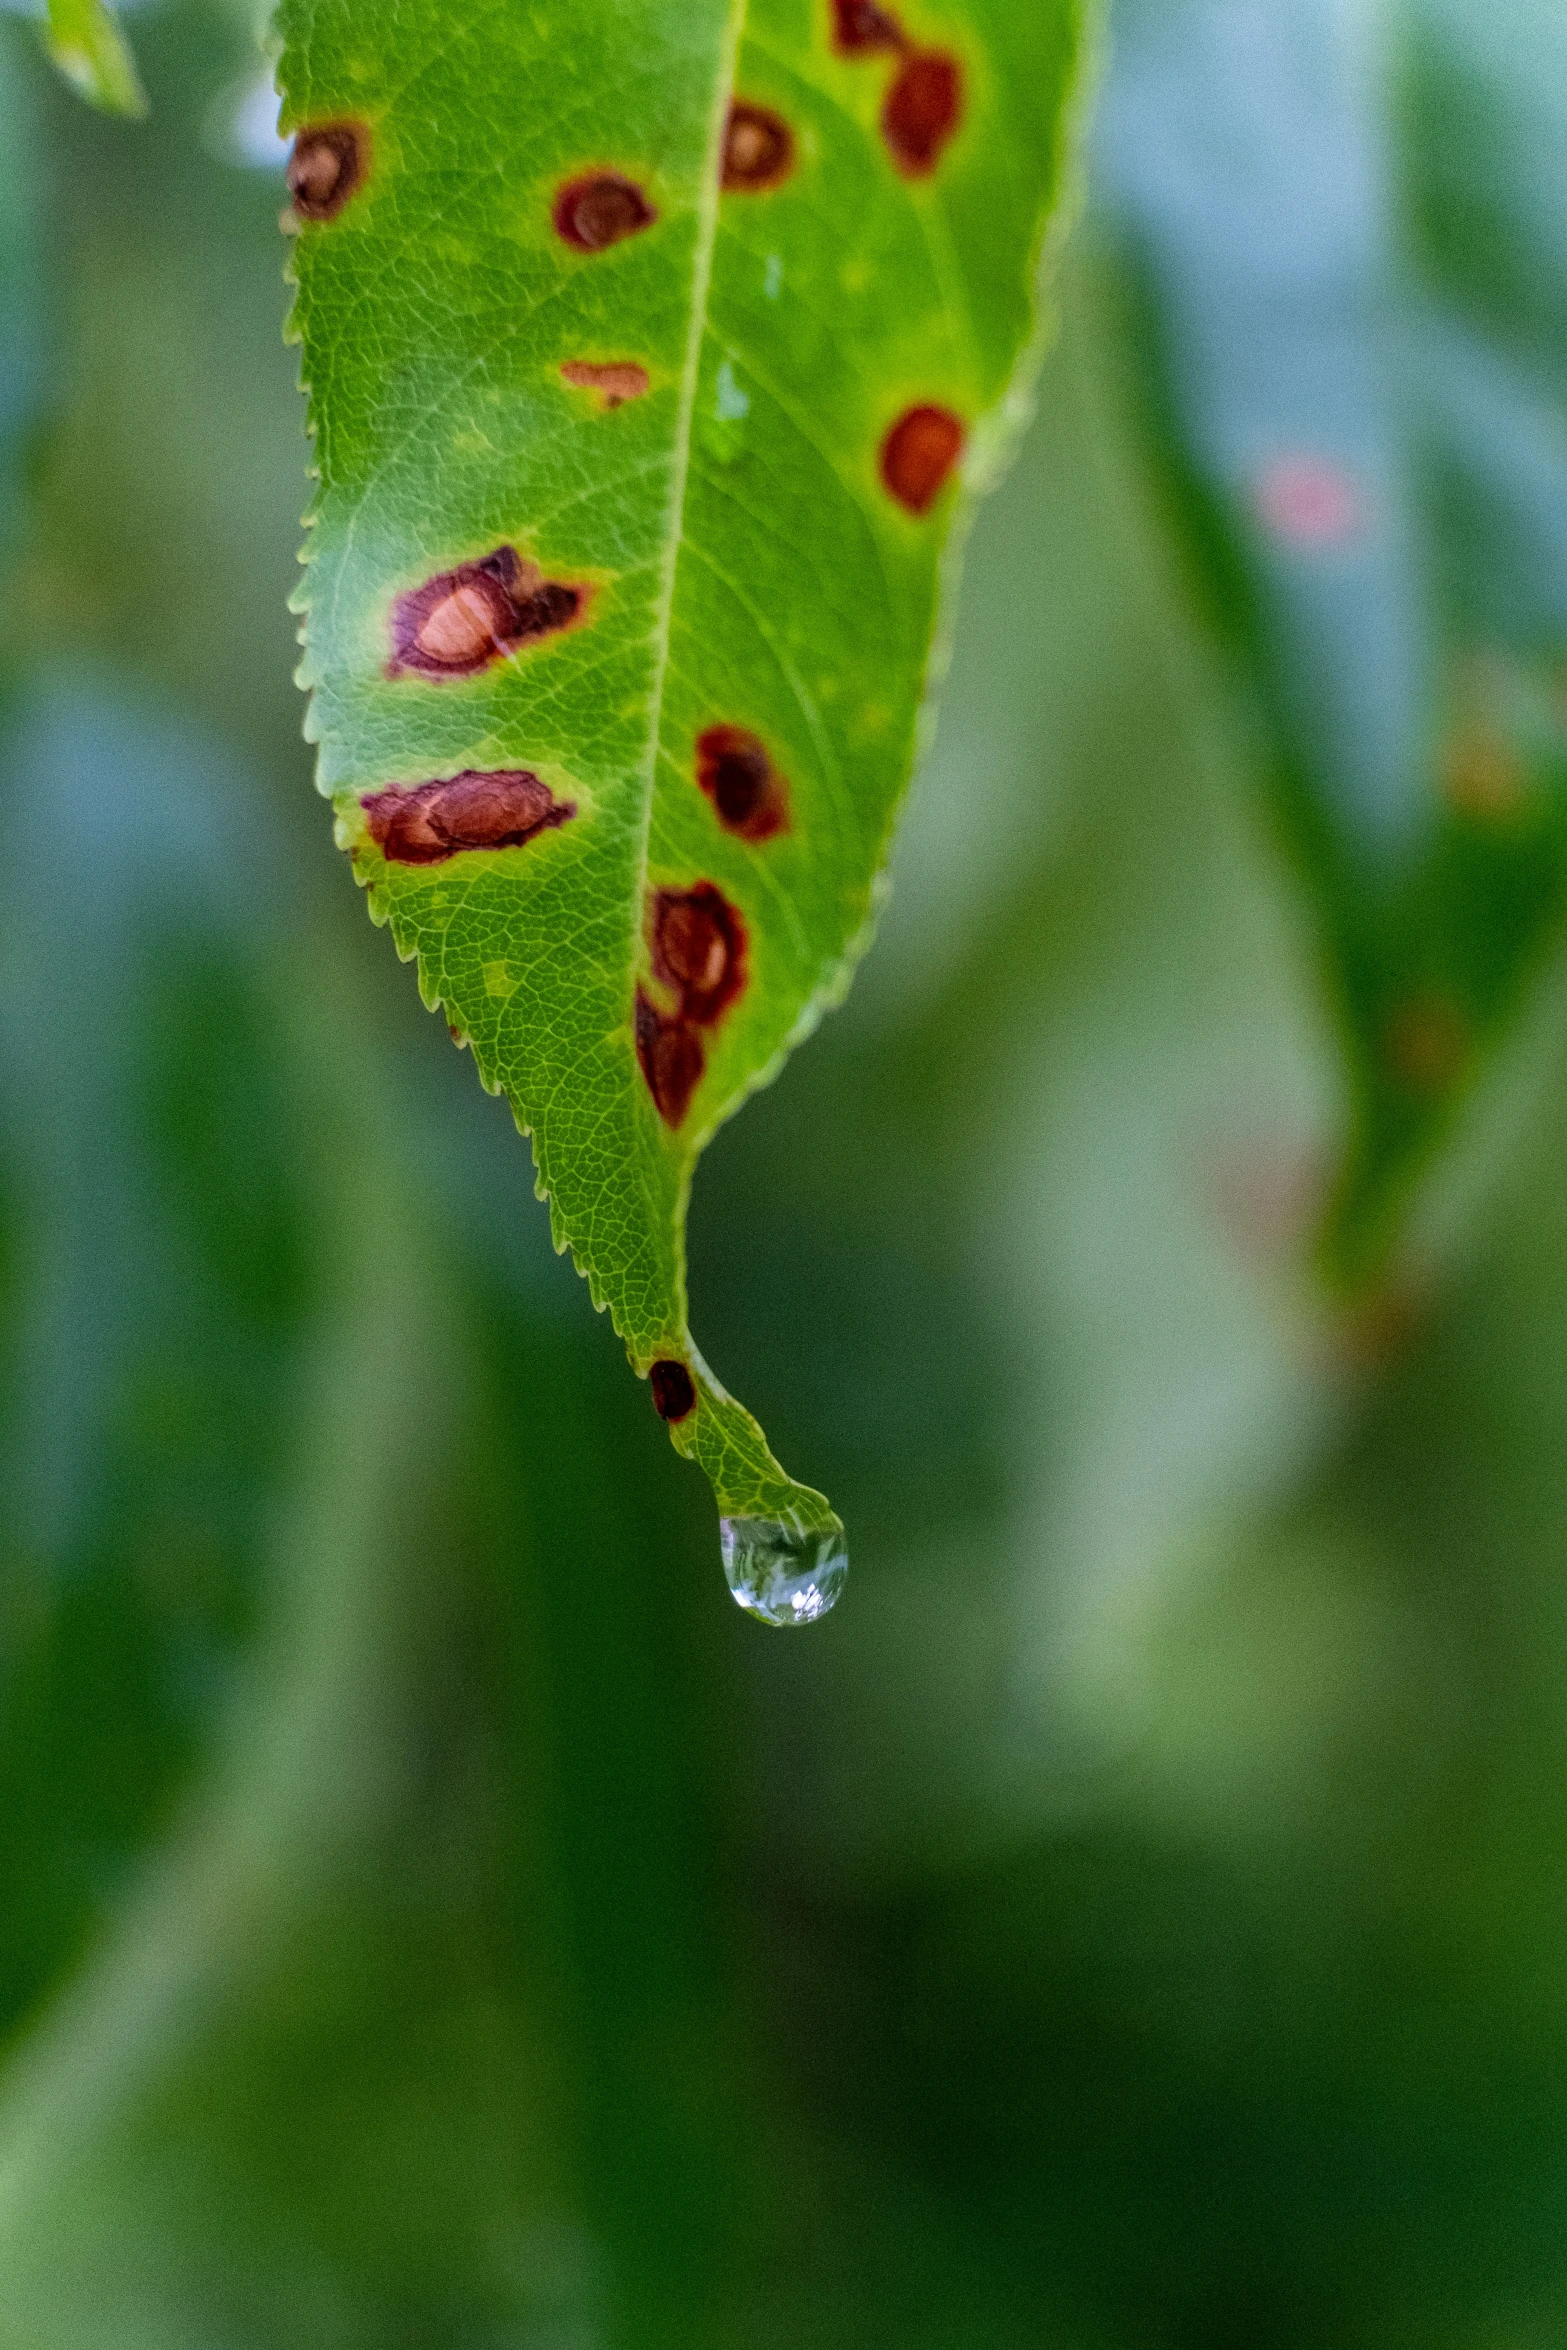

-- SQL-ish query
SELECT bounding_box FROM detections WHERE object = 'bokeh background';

[5,1,1567,2343]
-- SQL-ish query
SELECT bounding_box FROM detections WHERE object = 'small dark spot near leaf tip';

[723,103,795,192]
[389,547,582,678]
[650,1359,697,1421]
[881,404,964,514]
[560,360,650,408]
[882,50,962,176]
[833,0,904,51]
[364,771,574,866]
[636,990,705,1128]
[695,726,788,842]
[554,173,656,252]
[652,884,747,1026]
[286,122,369,222]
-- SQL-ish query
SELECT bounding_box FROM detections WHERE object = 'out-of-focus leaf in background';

[41,0,145,116]
[1095,0,1567,1282]
[6,3,1567,2348]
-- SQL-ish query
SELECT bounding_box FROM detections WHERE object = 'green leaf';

[277,0,1090,1577]
[40,0,146,118]
[1096,0,1567,1286]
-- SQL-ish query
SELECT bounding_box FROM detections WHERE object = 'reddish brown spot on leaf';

[554,173,656,252]
[389,547,583,679]
[723,103,796,191]
[636,991,705,1128]
[560,360,651,408]
[695,726,789,842]
[363,771,574,866]
[649,1360,697,1421]
[286,122,369,222]
[881,51,962,175]
[832,0,905,52]
[651,884,747,1027]
[880,404,965,514]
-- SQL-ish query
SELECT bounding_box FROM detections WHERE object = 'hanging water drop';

[720,1518,848,1628]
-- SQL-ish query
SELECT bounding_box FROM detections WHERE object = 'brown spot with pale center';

[651,884,747,1026]
[560,360,651,408]
[832,0,904,51]
[636,991,705,1128]
[695,725,789,842]
[723,103,796,191]
[554,173,656,252]
[363,771,574,866]
[882,50,962,176]
[649,1360,697,1421]
[880,404,964,514]
[389,547,584,679]
[286,122,369,222]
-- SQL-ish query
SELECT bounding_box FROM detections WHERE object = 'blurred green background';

[6,2,1567,2343]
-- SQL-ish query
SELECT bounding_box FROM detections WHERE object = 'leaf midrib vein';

[631,0,750,993]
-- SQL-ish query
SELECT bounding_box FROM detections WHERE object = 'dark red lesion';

[649,1359,697,1421]
[388,547,584,679]
[651,885,747,1027]
[636,882,749,1129]
[286,121,370,222]
[553,173,656,251]
[833,0,904,51]
[827,3,964,175]
[882,50,962,176]
[636,991,706,1128]
[722,103,796,191]
[880,404,965,514]
[695,725,789,842]
[362,770,574,866]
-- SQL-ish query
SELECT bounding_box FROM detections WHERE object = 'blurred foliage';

[4,3,1567,2348]
[1096,0,1567,1281]
[41,0,147,118]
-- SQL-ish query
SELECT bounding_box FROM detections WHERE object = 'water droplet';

[720,1518,848,1628]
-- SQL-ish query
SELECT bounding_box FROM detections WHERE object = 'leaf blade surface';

[278,0,1088,1548]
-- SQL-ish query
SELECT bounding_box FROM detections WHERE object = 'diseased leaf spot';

[880,405,965,514]
[389,547,583,678]
[695,725,789,842]
[286,122,369,222]
[832,0,904,52]
[882,51,962,176]
[554,173,656,252]
[652,884,747,1027]
[649,1360,698,1421]
[828,6,962,177]
[723,103,796,192]
[636,990,705,1128]
[363,771,574,866]
[560,360,651,408]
